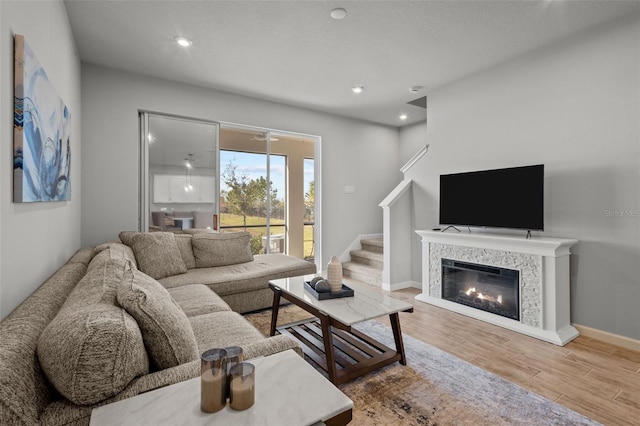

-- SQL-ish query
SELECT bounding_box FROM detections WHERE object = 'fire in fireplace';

[441,259,520,321]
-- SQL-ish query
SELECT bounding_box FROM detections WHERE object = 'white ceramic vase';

[327,256,343,293]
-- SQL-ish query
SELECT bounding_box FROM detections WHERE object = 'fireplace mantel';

[415,230,579,346]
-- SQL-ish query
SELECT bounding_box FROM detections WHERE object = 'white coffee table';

[90,349,353,426]
[269,275,413,385]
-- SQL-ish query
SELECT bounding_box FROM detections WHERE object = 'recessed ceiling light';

[399,114,408,121]
[174,36,193,47]
[352,86,364,94]
[331,8,347,20]
[409,86,424,93]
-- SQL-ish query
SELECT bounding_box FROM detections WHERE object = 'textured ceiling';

[64,0,640,127]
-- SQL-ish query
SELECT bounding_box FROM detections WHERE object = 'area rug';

[245,305,601,426]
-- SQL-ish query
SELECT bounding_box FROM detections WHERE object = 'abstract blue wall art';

[14,34,71,202]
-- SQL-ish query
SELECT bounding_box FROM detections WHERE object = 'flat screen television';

[439,164,544,231]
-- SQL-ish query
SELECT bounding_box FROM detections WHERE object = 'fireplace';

[441,259,520,321]
[416,230,579,345]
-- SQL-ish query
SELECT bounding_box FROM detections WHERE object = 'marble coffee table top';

[90,349,352,425]
[270,274,413,326]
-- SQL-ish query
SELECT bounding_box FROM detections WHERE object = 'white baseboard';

[382,280,421,292]
[573,324,640,352]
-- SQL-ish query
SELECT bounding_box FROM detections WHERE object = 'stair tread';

[349,249,383,261]
[342,261,382,276]
[360,238,383,247]
[343,265,382,287]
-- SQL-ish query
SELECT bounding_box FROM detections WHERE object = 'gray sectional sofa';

[0,231,316,425]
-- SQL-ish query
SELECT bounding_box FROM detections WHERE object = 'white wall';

[81,65,400,268]
[402,15,640,340]
[399,120,428,167]
[0,0,82,319]
[399,120,429,282]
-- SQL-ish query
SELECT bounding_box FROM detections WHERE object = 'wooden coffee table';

[269,275,413,386]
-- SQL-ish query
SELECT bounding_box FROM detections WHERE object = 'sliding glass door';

[218,126,285,255]
[139,114,319,265]
[139,113,219,232]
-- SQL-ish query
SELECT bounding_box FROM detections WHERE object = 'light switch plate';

[344,185,355,194]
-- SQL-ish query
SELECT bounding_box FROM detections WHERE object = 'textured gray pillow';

[37,254,149,405]
[118,230,137,246]
[121,231,195,270]
[117,266,199,370]
[192,232,253,268]
[174,234,196,269]
[129,232,187,279]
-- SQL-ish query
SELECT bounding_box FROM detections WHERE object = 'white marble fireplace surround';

[415,230,578,346]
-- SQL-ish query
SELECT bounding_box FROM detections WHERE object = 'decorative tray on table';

[304,280,354,300]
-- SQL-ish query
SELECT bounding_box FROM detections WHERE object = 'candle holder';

[229,362,255,411]
[200,348,227,413]
[223,346,244,399]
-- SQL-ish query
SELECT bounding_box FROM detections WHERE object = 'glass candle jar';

[229,362,255,411]
[224,346,244,399]
[200,348,227,413]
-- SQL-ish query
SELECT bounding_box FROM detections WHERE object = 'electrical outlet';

[344,185,355,194]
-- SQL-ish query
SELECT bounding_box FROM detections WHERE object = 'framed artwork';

[13,34,71,202]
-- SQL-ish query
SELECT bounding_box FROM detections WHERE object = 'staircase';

[342,238,384,287]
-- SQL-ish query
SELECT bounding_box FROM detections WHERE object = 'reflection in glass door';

[139,113,219,232]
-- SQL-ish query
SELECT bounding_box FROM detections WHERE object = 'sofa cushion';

[174,234,196,269]
[68,247,96,265]
[158,253,316,297]
[117,266,199,370]
[167,284,231,317]
[37,252,149,406]
[129,232,187,279]
[189,311,265,353]
[192,232,253,268]
[0,261,88,425]
[95,241,137,267]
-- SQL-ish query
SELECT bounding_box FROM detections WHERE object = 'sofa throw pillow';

[174,234,196,269]
[117,267,199,370]
[118,230,137,246]
[192,232,253,268]
[121,231,195,270]
[37,254,149,406]
[129,232,187,279]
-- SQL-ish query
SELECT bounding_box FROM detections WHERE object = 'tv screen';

[439,164,544,231]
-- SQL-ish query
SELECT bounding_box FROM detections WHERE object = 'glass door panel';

[219,126,290,255]
[268,153,286,254]
[219,126,270,254]
[303,158,315,261]
[141,113,218,232]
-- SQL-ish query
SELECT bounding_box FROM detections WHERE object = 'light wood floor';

[361,285,640,426]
